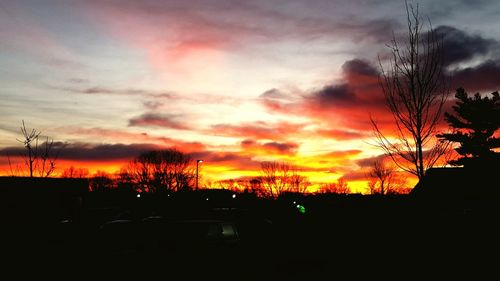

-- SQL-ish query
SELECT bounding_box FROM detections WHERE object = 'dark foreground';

[2,192,500,279]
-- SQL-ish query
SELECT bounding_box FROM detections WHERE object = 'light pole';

[196,159,203,190]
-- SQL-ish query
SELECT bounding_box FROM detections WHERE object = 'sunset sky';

[1,0,500,192]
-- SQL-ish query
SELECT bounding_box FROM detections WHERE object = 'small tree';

[15,120,61,177]
[260,161,310,197]
[61,166,89,178]
[367,160,407,195]
[260,161,290,198]
[437,88,500,167]
[288,169,311,193]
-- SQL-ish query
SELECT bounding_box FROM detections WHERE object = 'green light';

[296,204,306,214]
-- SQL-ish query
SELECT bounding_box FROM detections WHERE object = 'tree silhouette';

[371,1,449,180]
[260,161,310,197]
[127,149,194,193]
[15,120,61,177]
[366,159,408,195]
[437,88,500,167]
[318,177,350,194]
[89,170,114,191]
[61,166,89,178]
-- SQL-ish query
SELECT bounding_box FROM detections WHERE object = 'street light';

[196,159,203,190]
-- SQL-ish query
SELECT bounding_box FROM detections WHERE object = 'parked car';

[140,217,240,255]
[95,219,140,255]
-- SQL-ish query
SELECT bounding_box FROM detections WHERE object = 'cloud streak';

[128,113,190,130]
[0,142,160,162]
[241,139,299,155]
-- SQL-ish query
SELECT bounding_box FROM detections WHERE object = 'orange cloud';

[314,129,368,140]
[210,121,307,141]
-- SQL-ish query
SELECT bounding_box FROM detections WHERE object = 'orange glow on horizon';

[0,143,419,195]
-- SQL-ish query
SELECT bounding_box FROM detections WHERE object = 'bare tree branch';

[372,1,449,180]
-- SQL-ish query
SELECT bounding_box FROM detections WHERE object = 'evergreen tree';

[438,88,500,167]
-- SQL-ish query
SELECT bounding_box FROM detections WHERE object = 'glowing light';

[137,194,141,198]
[232,194,236,199]
[296,204,306,214]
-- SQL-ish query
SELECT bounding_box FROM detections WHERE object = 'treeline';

[59,150,411,196]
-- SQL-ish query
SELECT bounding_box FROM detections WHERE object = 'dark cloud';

[310,59,382,108]
[259,58,387,131]
[0,142,160,161]
[241,139,299,155]
[188,151,261,170]
[240,139,255,147]
[451,60,500,91]
[60,126,205,152]
[342,59,379,77]
[261,23,500,132]
[262,141,299,155]
[129,113,189,130]
[435,25,498,67]
[313,84,355,105]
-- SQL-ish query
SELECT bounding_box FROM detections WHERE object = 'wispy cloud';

[62,86,173,98]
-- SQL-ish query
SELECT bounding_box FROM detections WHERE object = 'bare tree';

[372,1,449,180]
[127,149,195,193]
[16,120,61,177]
[260,161,289,197]
[318,177,350,194]
[288,168,311,193]
[367,159,408,195]
[18,121,41,177]
[61,166,89,178]
[260,161,310,197]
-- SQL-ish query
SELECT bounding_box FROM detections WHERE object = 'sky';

[1,0,500,192]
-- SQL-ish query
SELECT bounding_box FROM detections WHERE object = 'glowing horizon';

[1,0,499,194]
